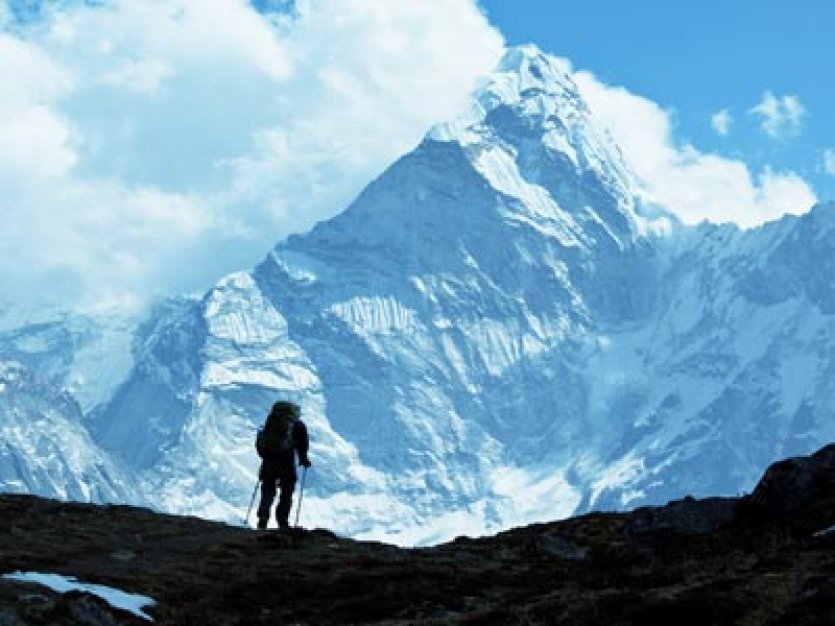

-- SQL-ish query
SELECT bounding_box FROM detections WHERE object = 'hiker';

[255,400,311,530]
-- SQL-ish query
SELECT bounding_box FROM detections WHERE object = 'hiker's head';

[269,401,300,422]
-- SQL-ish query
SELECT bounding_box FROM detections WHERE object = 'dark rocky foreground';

[3,446,835,625]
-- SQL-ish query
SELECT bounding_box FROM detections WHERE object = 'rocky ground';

[2,446,835,625]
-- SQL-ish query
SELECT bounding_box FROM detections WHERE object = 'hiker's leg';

[257,464,279,528]
[275,466,297,529]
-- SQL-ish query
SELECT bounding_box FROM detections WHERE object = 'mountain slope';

[86,45,675,543]
[89,46,835,543]
[582,204,835,511]
[1,45,834,545]
[3,445,835,625]
[0,308,140,505]
[0,361,140,504]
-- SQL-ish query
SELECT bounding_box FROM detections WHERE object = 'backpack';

[256,407,296,458]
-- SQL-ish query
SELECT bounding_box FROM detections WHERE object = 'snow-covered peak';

[492,43,577,102]
[429,44,583,143]
[425,44,660,246]
[429,44,589,139]
[9,36,831,549]
[478,45,581,112]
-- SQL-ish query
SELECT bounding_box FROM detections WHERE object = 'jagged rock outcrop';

[744,443,835,532]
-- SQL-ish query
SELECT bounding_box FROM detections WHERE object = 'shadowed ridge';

[3,443,835,624]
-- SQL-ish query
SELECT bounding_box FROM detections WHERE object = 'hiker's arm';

[293,420,311,467]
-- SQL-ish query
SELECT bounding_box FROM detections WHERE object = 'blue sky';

[481,0,835,201]
[0,0,830,313]
[0,0,503,311]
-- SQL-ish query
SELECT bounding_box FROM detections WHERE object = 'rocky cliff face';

[1,45,834,545]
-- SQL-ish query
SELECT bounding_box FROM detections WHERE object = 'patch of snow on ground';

[2,571,156,621]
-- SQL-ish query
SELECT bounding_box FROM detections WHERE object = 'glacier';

[1,45,833,546]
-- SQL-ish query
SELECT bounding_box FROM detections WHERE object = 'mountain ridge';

[2,443,835,624]
[0,44,833,545]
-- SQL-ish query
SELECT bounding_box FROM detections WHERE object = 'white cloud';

[5,2,817,316]
[0,0,503,312]
[823,149,835,177]
[572,70,817,228]
[711,108,732,136]
[749,91,806,139]
[0,35,77,178]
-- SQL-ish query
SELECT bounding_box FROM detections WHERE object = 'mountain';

[1,44,834,545]
[0,308,141,505]
[0,360,139,504]
[583,206,835,512]
[82,44,667,542]
[3,445,835,624]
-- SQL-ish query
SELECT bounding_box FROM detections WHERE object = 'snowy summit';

[0,45,834,547]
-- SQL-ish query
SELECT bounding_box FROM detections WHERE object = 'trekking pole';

[245,479,260,527]
[294,466,308,528]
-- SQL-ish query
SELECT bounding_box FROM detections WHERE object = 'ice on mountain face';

[577,205,835,511]
[429,46,648,236]
[85,297,206,472]
[96,45,671,541]
[67,316,136,414]
[0,308,140,505]
[0,361,140,504]
[0,307,138,414]
[113,270,391,526]
[2,46,834,546]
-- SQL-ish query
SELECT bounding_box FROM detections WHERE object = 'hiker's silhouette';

[255,401,311,530]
